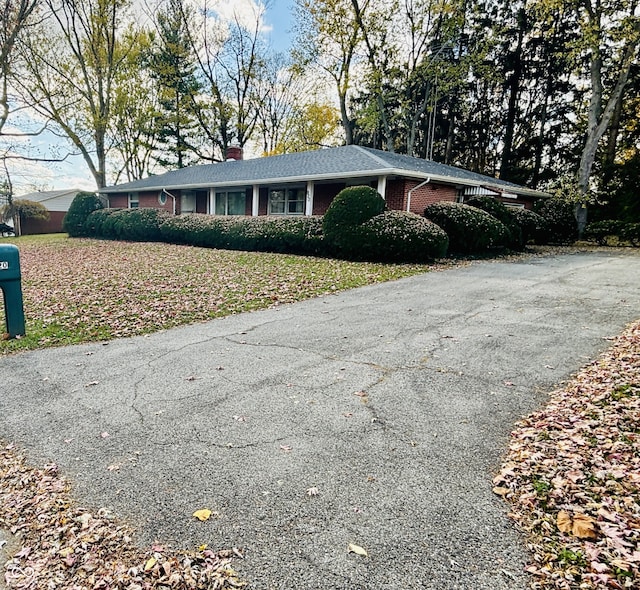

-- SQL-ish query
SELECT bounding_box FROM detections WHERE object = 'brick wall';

[405,181,457,214]
[385,180,406,211]
[21,211,66,235]
[313,183,346,215]
[108,194,128,208]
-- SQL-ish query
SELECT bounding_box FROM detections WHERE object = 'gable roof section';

[18,189,82,211]
[103,146,548,198]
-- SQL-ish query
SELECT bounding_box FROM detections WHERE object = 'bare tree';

[0,0,41,135]
[15,0,138,188]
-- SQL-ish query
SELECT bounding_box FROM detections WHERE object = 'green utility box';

[0,244,26,338]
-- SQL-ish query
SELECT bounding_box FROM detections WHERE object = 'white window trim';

[268,186,306,216]
[128,192,139,208]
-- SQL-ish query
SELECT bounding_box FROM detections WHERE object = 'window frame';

[215,190,247,216]
[128,192,139,209]
[268,187,305,216]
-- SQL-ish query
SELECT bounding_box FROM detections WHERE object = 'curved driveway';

[2,251,640,589]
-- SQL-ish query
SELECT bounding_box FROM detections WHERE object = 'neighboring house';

[17,189,82,234]
[101,146,548,217]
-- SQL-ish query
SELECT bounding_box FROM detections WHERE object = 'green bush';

[84,208,121,237]
[353,211,448,262]
[466,196,523,250]
[322,186,386,255]
[534,198,577,244]
[508,208,548,245]
[621,223,640,247]
[159,214,327,255]
[584,220,626,245]
[423,202,511,254]
[63,192,103,237]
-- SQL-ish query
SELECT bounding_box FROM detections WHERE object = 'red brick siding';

[385,179,406,211]
[405,181,457,214]
[313,183,346,215]
[108,194,128,208]
[21,211,66,235]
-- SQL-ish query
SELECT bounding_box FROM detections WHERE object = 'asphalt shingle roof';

[103,146,547,197]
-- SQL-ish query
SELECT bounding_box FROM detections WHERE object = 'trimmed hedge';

[323,186,386,255]
[62,192,103,237]
[423,202,510,254]
[466,196,523,250]
[159,213,326,255]
[86,208,171,241]
[355,211,449,261]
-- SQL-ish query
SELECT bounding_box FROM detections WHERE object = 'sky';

[7,0,295,196]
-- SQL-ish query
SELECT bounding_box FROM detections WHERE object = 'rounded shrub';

[508,208,548,245]
[355,211,448,262]
[63,192,103,237]
[534,198,577,244]
[323,185,386,255]
[423,202,510,254]
[466,196,523,250]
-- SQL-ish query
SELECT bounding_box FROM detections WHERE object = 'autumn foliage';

[495,321,640,589]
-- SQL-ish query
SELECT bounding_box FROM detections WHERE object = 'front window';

[128,192,139,208]
[268,188,305,215]
[215,191,246,215]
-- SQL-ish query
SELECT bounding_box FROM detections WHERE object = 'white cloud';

[202,0,267,33]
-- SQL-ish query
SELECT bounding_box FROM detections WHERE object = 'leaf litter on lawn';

[495,320,640,589]
[0,443,245,589]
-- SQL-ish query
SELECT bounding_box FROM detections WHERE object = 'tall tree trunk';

[500,7,526,181]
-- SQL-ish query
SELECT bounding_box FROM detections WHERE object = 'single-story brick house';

[101,146,548,217]
[16,188,81,234]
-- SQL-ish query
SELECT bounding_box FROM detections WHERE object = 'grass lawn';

[0,234,440,355]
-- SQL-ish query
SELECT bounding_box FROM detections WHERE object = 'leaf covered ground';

[495,320,640,589]
[0,444,245,589]
[0,235,443,354]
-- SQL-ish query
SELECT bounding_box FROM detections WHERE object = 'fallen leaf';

[279,445,292,452]
[144,556,157,571]
[572,513,598,539]
[348,543,368,557]
[306,487,319,496]
[192,509,212,521]
[85,381,99,387]
[492,486,510,496]
[557,510,572,533]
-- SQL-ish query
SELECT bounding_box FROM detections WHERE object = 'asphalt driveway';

[2,251,640,589]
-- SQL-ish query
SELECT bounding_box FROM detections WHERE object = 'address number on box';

[0,261,8,270]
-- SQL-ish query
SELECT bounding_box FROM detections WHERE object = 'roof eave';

[101,168,549,199]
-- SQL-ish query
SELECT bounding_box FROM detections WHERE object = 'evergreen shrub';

[423,202,510,254]
[584,220,626,245]
[466,196,524,250]
[621,223,640,247]
[159,214,327,255]
[534,198,577,244]
[63,192,103,237]
[84,208,121,237]
[355,211,449,261]
[322,186,386,255]
[508,208,548,244]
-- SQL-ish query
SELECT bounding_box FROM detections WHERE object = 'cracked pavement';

[2,250,640,589]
